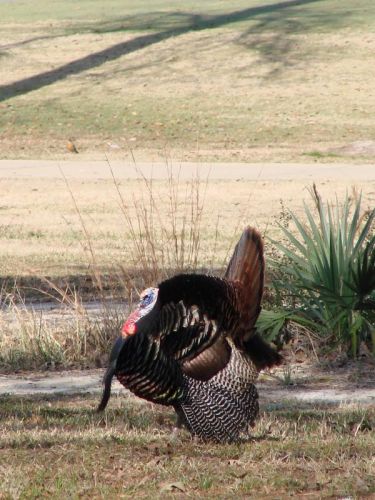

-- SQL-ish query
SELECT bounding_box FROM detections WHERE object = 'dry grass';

[0,173,374,280]
[109,163,211,284]
[1,1,375,161]
[0,393,373,498]
[0,166,228,370]
[0,168,374,371]
[1,3,374,495]
[0,289,124,371]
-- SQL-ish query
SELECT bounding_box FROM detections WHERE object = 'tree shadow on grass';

[0,0,355,102]
[0,30,176,102]
[0,35,58,51]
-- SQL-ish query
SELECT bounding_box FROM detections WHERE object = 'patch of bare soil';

[259,357,375,407]
[1,359,374,407]
[329,140,375,157]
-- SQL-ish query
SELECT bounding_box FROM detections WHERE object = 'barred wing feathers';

[133,227,268,380]
[140,274,239,381]
[115,331,186,405]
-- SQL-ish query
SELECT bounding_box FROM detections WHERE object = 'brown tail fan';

[225,227,281,368]
[224,226,265,341]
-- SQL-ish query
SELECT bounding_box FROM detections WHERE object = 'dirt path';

[0,160,374,180]
[1,369,374,407]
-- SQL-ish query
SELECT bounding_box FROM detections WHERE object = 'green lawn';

[1,0,374,31]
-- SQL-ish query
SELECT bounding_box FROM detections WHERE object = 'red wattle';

[122,314,138,336]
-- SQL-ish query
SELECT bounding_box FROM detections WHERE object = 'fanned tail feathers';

[225,227,281,369]
[224,226,264,332]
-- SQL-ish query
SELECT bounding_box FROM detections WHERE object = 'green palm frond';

[269,187,375,356]
[350,236,375,301]
[256,309,316,345]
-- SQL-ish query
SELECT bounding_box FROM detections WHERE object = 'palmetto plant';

[266,186,375,357]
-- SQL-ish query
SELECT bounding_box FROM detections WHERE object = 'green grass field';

[1,394,374,498]
[1,0,375,161]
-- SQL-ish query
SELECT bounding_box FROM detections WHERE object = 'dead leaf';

[230,470,248,479]
[160,481,186,493]
[228,459,241,466]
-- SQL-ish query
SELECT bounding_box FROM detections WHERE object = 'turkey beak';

[122,310,140,337]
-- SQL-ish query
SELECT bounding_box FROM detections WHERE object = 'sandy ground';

[0,159,374,180]
[1,367,374,407]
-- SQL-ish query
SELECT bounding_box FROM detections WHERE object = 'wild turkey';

[97,227,281,442]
